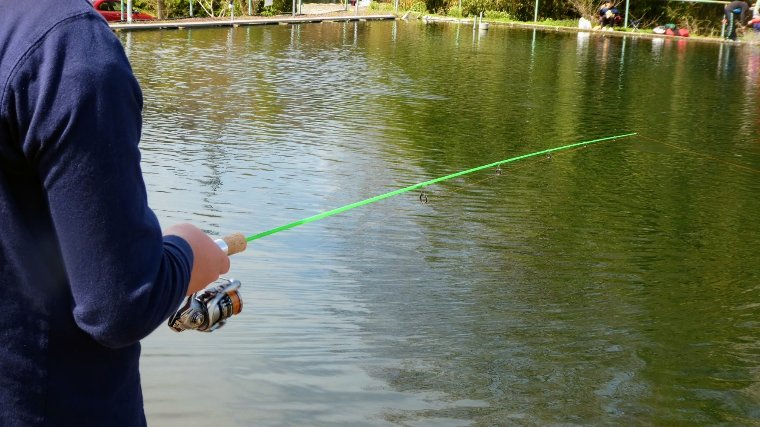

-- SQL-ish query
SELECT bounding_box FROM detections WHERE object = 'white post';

[533,0,538,22]
[230,0,234,22]
[127,0,133,23]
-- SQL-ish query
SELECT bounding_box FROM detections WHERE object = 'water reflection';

[577,30,590,53]
[651,36,664,58]
[121,21,760,426]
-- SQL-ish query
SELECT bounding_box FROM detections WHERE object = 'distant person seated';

[724,0,751,40]
[748,2,760,31]
[598,1,620,30]
[749,15,760,31]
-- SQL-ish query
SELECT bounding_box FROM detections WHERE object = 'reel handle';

[215,232,247,256]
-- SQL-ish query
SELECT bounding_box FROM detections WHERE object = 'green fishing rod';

[178,132,636,334]
[217,132,636,255]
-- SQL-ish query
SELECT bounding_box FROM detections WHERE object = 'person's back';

[0,1,209,425]
[598,1,610,18]
[727,1,750,23]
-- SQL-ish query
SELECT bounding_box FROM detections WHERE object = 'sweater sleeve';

[7,12,192,348]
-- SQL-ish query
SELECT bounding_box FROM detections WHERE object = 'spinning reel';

[168,278,243,332]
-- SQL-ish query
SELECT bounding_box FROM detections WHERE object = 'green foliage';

[259,0,293,17]
[160,0,194,17]
[145,0,270,17]
[369,1,393,11]
[269,0,293,13]
[425,0,447,13]
[459,0,535,21]
[564,0,596,21]
[447,5,463,17]
[393,0,426,12]
[461,0,491,18]
[539,18,577,27]
[159,0,202,17]
[134,0,151,10]
[409,1,428,12]
[484,10,512,20]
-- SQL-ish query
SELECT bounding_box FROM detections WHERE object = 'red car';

[92,0,155,22]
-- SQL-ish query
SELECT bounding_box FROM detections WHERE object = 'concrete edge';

[109,14,396,31]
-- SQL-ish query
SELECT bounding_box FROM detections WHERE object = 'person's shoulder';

[0,0,101,34]
[0,0,124,117]
[0,0,107,83]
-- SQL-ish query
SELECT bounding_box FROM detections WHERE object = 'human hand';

[164,223,231,295]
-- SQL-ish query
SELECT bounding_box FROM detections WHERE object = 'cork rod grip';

[216,232,248,256]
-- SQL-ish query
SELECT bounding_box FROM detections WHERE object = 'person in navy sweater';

[0,0,231,425]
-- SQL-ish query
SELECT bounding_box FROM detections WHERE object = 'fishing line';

[245,132,637,242]
[638,134,760,175]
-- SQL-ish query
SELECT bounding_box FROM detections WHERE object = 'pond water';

[119,21,760,426]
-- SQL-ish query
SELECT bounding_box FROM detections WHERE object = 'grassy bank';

[365,1,759,43]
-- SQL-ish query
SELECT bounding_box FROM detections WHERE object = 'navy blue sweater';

[0,1,193,425]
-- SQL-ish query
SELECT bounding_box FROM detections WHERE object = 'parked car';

[92,0,155,22]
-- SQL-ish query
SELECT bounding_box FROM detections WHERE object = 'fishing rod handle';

[215,232,247,256]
